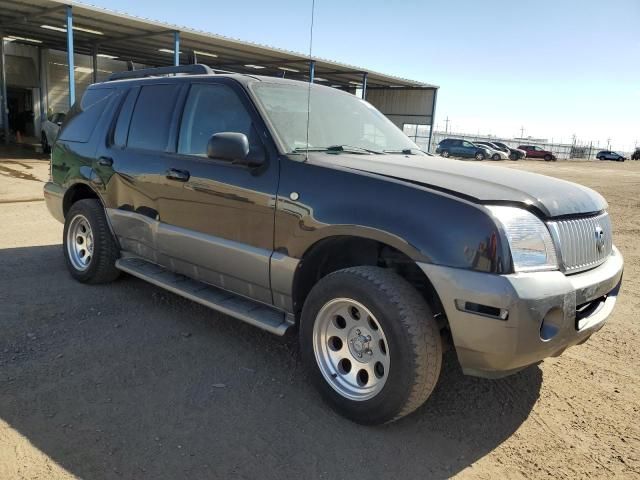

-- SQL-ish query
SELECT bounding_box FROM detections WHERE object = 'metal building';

[0,0,438,149]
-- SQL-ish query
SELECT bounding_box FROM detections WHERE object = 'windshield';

[251,82,421,154]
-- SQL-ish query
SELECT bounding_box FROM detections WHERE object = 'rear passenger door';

[97,82,184,263]
[157,80,279,305]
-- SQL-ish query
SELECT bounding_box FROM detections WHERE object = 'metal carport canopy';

[0,0,438,146]
[0,0,437,88]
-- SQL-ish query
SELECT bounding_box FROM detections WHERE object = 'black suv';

[44,65,623,424]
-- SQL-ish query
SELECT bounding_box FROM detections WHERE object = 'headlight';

[487,206,558,272]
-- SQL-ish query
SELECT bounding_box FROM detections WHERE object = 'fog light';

[540,308,564,341]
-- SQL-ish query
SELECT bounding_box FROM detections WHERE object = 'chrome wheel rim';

[66,214,93,271]
[312,298,390,401]
[442,151,449,157]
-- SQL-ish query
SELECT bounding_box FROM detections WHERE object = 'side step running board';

[116,257,294,335]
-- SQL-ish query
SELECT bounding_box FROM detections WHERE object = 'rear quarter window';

[127,84,181,151]
[58,88,117,143]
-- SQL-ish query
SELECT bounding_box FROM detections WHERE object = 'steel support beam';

[98,29,175,46]
[361,72,368,99]
[427,88,438,152]
[38,46,45,128]
[0,36,8,144]
[173,31,180,66]
[66,6,75,107]
[92,46,98,83]
[309,60,315,83]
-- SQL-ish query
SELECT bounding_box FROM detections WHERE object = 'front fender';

[275,157,512,274]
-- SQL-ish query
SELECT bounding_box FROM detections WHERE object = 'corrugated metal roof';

[0,0,437,89]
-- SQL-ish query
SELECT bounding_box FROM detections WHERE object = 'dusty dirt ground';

[0,151,638,479]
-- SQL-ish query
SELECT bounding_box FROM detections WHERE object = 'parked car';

[473,141,509,160]
[41,112,66,153]
[436,138,491,160]
[491,141,526,160]
[632,148,640,160]
[44,65,623,425]
[596,151,626,162]
[518,145,556,161]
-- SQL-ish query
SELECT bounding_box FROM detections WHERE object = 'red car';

[518,145,556,161]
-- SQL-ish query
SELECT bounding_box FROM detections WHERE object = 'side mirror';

[207,132,263,167]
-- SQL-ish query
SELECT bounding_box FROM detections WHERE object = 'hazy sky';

[89,0,639,151]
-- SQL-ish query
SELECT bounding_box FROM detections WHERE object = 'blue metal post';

[309,60,315,83]
[66,5,75,107]
[1,36,9,144]
[173,31,180,66]
[361,72,368,100]
[427,88,438,152]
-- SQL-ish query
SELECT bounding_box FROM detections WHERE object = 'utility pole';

[520,126,525,138]
[444,116,450,134]
[607,138,611,150]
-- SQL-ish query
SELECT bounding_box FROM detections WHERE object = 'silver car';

[473,141,508,160]
[41,112,66,153]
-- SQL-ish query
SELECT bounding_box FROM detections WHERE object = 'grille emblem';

[595,226,605,252]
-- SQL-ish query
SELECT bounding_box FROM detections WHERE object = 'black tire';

[475,152,485,161]
[544,154,552,161]
[63,199,120,284]
[441,150,450,158]
[300,266,442,425]
[491,153,500,161]
[41,132,50,154]
[509,153,518,161]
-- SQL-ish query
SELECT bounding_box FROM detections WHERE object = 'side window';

[112,88,139,148]
[128,84,181,151]
[178,83,259,156]
[462,141,474,148]
[58,88,116,143]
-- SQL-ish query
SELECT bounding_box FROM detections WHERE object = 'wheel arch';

[62,182,103,218]
[291,235,447,330]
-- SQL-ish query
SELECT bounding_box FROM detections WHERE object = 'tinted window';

[59,88,116,143]
[462,141,474,147]
[112,88,139,148]
[178,83,259,156]
[128,84,180,151]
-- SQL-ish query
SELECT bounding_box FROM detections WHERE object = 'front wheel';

[300,266,442,425]
[491,153,501,160]
[63,199,120,284]
[475,152,485,160]
[509,153,518,160]
[441,150,450,158]
[544,154,552,161]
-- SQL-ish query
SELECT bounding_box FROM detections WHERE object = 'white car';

[473,141,509,160]
[41,112,66,153]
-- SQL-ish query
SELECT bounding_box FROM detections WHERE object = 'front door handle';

[166,168,190,182]
[98,156,113,167]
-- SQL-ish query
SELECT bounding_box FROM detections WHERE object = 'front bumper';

[43,181,65,223]
[420,247,623,378]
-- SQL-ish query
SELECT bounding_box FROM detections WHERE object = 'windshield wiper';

[290,145,383,155]
[383,148,423,155]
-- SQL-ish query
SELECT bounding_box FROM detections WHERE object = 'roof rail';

[107,64,214,81]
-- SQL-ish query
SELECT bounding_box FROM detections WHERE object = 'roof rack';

[107,64,214,81]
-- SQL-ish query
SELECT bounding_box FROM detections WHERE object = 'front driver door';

[157,80,279,305]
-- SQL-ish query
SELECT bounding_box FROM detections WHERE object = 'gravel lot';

[0,151,638,479]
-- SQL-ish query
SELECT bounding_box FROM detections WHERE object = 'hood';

[308,153,607,218]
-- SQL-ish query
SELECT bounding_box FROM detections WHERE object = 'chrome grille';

[547,212,612,274]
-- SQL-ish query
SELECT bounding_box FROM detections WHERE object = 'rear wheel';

[441,150,450,158]
[300,266,442,425]
[544,154,552,161]
[509,152,518,160]
[63,199,120,284]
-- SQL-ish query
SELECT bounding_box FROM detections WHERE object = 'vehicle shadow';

[0,244,542,479]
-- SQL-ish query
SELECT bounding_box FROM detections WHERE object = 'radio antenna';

[304,0,316,160]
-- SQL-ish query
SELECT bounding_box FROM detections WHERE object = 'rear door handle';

[166,168,190,182]
[98,156,113,167]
